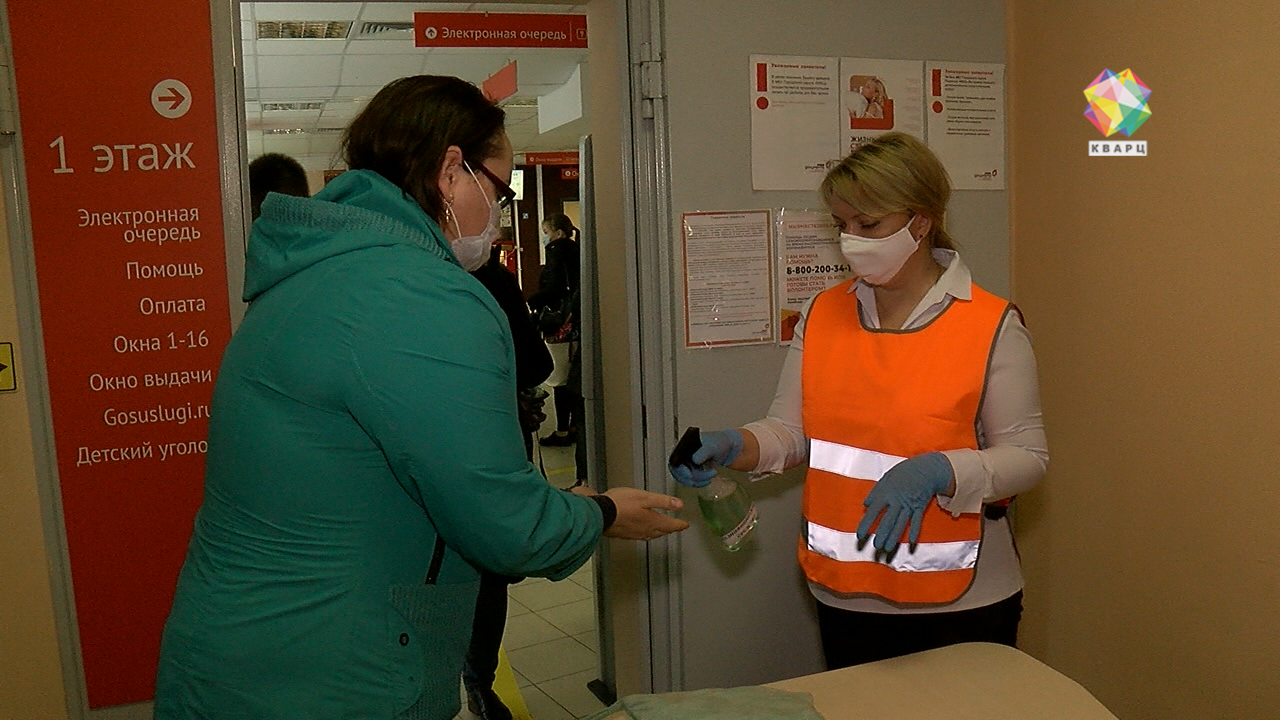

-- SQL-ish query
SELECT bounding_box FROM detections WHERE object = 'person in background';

[155,75,688,720]
[528,213,582,448]
[472,245,553,459]
[247,152,310,220]
[669,132,1047,670]
[464,245,553,720]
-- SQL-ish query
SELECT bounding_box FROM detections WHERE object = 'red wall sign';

[415,12,588,49]
[8,1,232,708]
[560,166,581,181]
[524,151,581,165]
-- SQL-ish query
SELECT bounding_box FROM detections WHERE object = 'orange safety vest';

[798,279,1011,605]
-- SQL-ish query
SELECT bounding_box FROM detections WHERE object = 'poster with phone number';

[776,209,852,345]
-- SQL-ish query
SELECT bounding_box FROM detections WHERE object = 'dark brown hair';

[248,153,308,220]
[542,213,579,241]
[340,75,506,223]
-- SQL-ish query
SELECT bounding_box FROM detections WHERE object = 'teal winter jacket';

[154,170,603,719]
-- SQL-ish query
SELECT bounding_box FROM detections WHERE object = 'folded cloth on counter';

[581,686,824,720]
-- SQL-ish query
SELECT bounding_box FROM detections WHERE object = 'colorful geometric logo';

[1083,69,1151,137]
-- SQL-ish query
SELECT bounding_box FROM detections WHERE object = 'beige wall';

[0,150,72,717]
[1008,3,1280,719]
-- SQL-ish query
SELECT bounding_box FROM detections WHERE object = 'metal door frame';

[621,0,683,694]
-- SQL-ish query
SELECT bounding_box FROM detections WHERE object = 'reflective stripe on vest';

[807,522,980,571]
[806,439,980,570]
[798,278,1009,605]
[809,438,905,485]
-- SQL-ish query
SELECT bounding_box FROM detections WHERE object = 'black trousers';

[463,571,520,690]
[552,384,582,433]
[554,341,583,433]
[815,590,1023,670]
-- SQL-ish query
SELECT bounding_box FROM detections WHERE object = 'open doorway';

[239,3,609,717]
[240,2,588,290]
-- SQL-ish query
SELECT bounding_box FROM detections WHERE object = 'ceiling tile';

[361,2,474,20]
[418,51,517,85]
[343,36,422,55]
[339,54,424,88]
[258,134,313,156]
[332,84,392,99]
[254,87,337,102]
[320,99,367,120]
[507,51,588,86]
[251,2,363,22]
[251,38,351,57]
[256,54,343,90]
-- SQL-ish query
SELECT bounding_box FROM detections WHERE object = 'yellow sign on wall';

[0,342,15,392]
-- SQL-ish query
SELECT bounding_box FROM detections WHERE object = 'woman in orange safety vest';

[669,132,1048,669]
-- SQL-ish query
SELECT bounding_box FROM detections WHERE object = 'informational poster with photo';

[749,55,842,191]
[682,210,776,347]
[776,209,851,345]
[839,58,925,154]
[925,61,1006,189]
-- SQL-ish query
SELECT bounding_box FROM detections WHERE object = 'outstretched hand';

[601,487,689,540]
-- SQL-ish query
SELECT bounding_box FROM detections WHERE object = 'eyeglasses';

[468,161,517,210]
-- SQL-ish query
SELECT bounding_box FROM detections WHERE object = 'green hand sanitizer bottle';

[696,473,758,552]
[671,427,758,552]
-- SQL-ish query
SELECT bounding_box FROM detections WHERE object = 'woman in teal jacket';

[154,76,686,720]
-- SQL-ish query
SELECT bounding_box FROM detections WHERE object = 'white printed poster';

[776,209,851,345]
[925,61,1006,189]
[749,55,842,191]
[682,210,776,347]
[840,58,925,154]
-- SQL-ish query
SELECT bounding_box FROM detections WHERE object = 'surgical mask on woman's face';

[448,163,502,272]
[839,216,920,285]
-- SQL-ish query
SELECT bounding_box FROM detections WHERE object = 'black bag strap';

[424,534,446,585]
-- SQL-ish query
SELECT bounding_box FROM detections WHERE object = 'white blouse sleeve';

[742,300,812,478]
[938,312,1049,515]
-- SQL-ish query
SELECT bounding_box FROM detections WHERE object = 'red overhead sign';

[523,151,581,165]
[9,0,231,708]
[415,12,588,49]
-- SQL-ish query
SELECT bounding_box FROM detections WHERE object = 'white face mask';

[839,216,920,285]
[447,163,501,272]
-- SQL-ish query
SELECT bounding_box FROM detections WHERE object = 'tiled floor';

[503,567,607,719]
[458,382,609,720]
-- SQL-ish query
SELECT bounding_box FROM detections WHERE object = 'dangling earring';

[443,197,461,237]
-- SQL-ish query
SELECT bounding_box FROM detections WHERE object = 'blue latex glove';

[855,452,953,555]
[668,429,744,488]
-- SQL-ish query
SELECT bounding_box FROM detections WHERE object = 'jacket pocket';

[386,579,479,719]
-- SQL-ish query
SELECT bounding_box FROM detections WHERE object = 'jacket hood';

[244,169,457,301]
